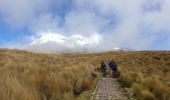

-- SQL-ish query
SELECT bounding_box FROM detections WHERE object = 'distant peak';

[28,32,103,52]
[113,47,132,51]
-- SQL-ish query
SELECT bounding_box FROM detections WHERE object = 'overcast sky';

[0,0,170,51]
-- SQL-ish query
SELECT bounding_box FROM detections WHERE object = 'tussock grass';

[0,49,170,100]
[0,49,98,100]
[116,51,170,100]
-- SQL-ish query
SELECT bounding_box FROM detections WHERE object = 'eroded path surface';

[91,78,129,100]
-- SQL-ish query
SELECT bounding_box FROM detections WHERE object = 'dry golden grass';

[0,49,99,100]
[116,51,170,100]
[0,49,170,100]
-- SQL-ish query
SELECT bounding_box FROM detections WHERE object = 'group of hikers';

[101,60,118,77]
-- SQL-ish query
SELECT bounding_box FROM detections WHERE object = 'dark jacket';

[109,61,117,71]
[101,62,107,71]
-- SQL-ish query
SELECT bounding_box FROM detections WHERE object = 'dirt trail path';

[91,78,129,100]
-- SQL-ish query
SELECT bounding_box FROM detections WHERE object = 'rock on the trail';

[91,78,129,100]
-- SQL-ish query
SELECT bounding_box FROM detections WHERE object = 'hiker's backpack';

[114,62,117,71]
[101,62,106,70]
[109,61,117,70]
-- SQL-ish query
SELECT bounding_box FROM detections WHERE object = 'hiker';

[101,61,107,77]
[109,60,117,77]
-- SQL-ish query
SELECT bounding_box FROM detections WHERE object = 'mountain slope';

[0,49,169,100]
[28,32,102,52]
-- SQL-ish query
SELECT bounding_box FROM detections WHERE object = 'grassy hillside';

[0,49,99,100]
[116,51,170,100]
[0,49,170,100]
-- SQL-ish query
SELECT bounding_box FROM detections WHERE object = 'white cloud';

[1,0,170,51]
[24,31,103,52]
[0,0,49,28]
[30,32,66,45]
[64,10,103,34]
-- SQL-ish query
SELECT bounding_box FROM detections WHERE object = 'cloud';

[0,0,49,28]
[24,31,103,52]
[1,0,170,51]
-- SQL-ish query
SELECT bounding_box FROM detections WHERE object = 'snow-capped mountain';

[24,32,132,53]
[112,47,132,51]
[27,32,103,52]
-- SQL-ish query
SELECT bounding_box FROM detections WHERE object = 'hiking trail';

[91,78,130,100]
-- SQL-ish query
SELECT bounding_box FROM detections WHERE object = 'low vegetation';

[117,51,170,100]
[0,49,169,100]
[0,49,98,100]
